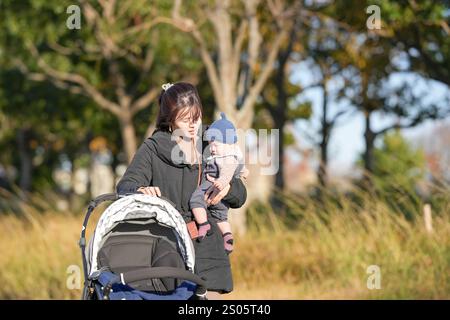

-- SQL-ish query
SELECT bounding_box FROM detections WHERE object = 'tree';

[378,0,450,86]
[0,51,91,191]
[351,46,448,178]
[320,0,450,182]
[167,0,302,130]
[163,0,303,233]
[372,130,426,192]
[0,61,119,192]
[257,11,313,191]
[2,0,202,163]
[355,130,428,219]
[300,6,354,187]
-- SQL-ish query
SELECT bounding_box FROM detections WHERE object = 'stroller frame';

[78,192,207,300]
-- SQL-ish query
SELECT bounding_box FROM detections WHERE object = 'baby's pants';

[189,180,230,222]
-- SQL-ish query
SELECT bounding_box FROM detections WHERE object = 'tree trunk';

[318,83,329,187]
[119,112,138,164]
[17,128,32,191]
[363,111,376,181]
[273,64,287,191]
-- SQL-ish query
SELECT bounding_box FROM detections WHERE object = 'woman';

[116,82,247,298]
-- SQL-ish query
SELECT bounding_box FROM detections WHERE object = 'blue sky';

[289,60,450,176]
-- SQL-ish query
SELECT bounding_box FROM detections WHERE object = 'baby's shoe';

[197,221,211,242]
[223,232,234,255]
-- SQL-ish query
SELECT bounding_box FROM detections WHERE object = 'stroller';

[79,192,207,300]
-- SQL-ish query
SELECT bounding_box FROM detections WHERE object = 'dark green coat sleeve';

[223,177,247,209]
[116,142,153,195]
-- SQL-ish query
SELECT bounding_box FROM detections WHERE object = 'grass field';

[0,188,449,299]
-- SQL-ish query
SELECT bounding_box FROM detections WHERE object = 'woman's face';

[172,107,202,139]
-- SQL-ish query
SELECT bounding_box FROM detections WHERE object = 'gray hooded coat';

[116,129,247,293]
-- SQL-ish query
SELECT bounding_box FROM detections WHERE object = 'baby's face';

[209,140,227,156]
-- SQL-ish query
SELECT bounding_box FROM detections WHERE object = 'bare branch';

[142,47,155,73]
[375,106,445,136]
[302,82,322,91]
[116,0,133,19]
[267,0,283,28]
[235,0,301,128]
[129,45,156,96]
[130,87,160,115]
[81,0,158,67]
[238,28,288,127]
[169,0,224,108]
[191,29,224,109]
[121,16,173,38]
[440,20,450,35]
[246,0,262,81]
[80,0,101,27]
[81,0,130,60]
[108,60,130,108]
[99,0,116,23]
[233,20,248,64]
[47,41,80,56]
[280,14,302,64]
[173,0,182,18]
[296,124,320,146]
[26,42,122,116]
[13,58,84,95]
[330,109,348,125]
[207,0,236,111]
[172,0,196,32]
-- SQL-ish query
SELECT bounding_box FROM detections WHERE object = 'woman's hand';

[137,186,161,197]
[204,174,230,205]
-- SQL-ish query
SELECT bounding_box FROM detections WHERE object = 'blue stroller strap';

[97,271,196,300]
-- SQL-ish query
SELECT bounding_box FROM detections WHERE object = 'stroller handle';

[79,193,119,285]
[79,193,120,246]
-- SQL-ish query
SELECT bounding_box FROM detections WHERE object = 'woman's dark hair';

[156,82,203,132]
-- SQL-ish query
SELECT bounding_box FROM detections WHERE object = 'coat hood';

[144,130,203,168]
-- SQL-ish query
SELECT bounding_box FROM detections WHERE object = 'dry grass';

[226,189,450,299]
[0,188,449,299]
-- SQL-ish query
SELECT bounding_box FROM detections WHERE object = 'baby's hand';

[205,174,230,205]
[213,180,224,190]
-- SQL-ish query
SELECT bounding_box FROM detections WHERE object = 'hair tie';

[162,83,173,91]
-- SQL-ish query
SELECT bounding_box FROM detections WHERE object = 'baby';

[189,112,248,254]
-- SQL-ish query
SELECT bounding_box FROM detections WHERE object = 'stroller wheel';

[81,285,90,300]
[81,283,96,300]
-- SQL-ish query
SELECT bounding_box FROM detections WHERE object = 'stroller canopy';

[88,194,195,277]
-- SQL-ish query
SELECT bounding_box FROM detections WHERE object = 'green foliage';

[353,130,428,219]
[288,100,313,120]
[0,0,205,191]
[0,0,448,195]
[372,130,426,192]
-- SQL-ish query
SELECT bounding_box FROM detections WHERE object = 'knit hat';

[205,112,237,144]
